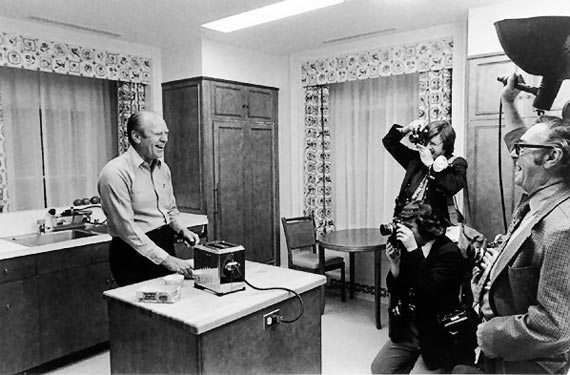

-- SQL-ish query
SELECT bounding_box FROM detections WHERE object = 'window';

[0,66,118,211]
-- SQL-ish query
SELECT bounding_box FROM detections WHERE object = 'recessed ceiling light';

[202,0,345,33]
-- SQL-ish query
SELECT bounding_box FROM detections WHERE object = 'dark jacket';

[382,124,467,222]
[387,235,472,370]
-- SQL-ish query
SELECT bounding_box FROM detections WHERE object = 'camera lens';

[379,223,395,236]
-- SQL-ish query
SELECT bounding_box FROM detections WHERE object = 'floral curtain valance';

[0,32,152,84]
[301,38,453,87]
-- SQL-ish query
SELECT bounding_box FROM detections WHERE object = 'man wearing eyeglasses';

[455,73,570,374]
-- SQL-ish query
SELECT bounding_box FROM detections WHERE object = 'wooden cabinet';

[466,54,570,239]
[0,257,41,374]
[163,77,279,264]
[37,242,114,363]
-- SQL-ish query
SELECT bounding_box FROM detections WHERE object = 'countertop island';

[104,261,326,374]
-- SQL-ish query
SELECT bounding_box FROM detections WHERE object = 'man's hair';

[126,111,148,146]
[427,120,456,157]
[397,201,445,240]
[537,115,570,178]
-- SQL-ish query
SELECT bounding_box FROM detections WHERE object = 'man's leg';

[371,339,419,374]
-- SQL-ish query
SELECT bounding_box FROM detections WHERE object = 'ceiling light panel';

[202,0,345,33]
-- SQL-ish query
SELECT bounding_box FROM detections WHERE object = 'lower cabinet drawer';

[0,256,36,284]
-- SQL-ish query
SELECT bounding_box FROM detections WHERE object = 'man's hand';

[385,242,401,278]
[179,228,200,246]
[162,255,193,278]
[476,322,496,359]
[396,223,419,252]
[479,246,499,271]
[401,119,426,135]
[500,72,523,105]
[416,144,434,167]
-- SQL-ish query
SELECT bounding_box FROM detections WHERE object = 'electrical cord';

[497,101,508,232]
[232,266,304,324]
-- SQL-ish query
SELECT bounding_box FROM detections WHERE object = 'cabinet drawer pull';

[5,304,11,310]
[3,268,9,275]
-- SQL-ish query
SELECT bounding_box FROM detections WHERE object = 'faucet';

[37,219,46,234]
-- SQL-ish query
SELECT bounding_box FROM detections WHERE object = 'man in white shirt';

[98,111,199,286]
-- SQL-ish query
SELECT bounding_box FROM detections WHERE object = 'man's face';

[428,134,445,158]
[512,123,550,195]
[135,114,169,163]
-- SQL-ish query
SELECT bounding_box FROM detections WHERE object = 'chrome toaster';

[193,241,245,295]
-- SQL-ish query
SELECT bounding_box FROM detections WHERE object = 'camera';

[379,219,403,249]
[409,126,430,146]
[466,241,496,267]
[379,219,400,236]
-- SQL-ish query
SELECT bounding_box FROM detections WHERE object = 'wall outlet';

[263,309,281,330]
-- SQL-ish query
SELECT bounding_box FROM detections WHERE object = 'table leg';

[349,252,355,299]
[375,248,382,329]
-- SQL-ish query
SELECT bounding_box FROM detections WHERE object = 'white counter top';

[0,213,207,260]
[104,261,326,335]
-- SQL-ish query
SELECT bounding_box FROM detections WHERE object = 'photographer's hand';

[416,144,434,167]
[480,247,499,271]
[500,71,522,104]
[401,119,426,135]
[396,224,419,252]
[385,243,401,278]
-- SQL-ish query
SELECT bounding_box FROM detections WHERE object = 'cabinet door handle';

[5,304,11,310]
[213,184,219,215]
[3,268,9,275]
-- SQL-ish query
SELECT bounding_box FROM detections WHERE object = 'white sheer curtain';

[1,67,44,210]
[40,73,116,207]
[0,67,116,210]
[329,73,418,229]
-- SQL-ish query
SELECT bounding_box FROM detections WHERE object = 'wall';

[161,37,203,83]
[286,23,468,291]
[468,0,570,57]
[0,15,163,111]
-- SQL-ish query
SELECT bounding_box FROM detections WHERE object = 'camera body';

[379,219,403,250]
[409,126,431,146]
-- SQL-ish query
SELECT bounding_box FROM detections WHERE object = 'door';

[249,123,278,263]
[0,278,41,374]
[213,121,248,248]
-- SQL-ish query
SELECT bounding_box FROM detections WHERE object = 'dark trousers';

[110,225,176,287]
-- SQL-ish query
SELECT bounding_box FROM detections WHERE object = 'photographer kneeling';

[383,119,467,223]
[371,201,474,374]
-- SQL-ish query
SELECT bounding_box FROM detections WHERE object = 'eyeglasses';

[512,142,557,157]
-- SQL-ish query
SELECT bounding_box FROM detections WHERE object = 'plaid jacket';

[475,128,570,373]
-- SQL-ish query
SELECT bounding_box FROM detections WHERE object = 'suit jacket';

[387,235,472,369]
[475,128,570,373]
[382,124,467,221]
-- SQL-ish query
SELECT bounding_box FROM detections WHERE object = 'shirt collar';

[421,239,435,258]
[529,181,564,214]
[125,146,162,169]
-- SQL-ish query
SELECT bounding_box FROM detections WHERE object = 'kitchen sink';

[3,229,98,247]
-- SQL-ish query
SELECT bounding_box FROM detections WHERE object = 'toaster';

[193,241,245,295]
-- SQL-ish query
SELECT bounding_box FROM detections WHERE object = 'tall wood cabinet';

[163,77,279,264]
[466,54,570,239]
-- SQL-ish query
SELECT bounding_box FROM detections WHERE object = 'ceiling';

[0,0,509,55]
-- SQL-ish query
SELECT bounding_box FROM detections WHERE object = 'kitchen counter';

[104,261,326,334]
[104,261,326,374]
[0,213,207,260]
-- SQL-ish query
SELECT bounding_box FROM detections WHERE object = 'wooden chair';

[281,215,346,303]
